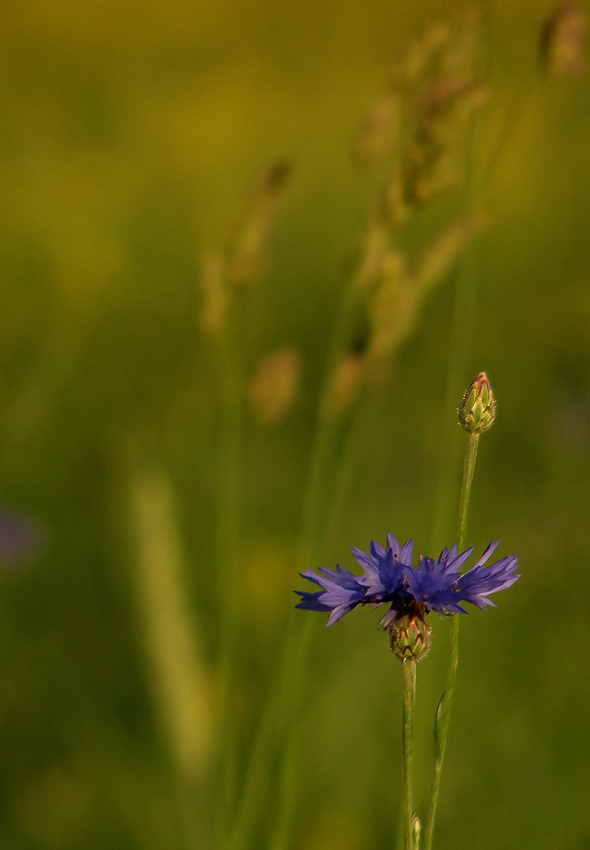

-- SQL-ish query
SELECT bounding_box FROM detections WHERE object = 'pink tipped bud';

[458,372,496,434]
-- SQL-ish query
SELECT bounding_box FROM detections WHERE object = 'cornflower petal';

[295,564,367,624]
[293,589,331,612]
[398,538,414,564]
[456,554,520,608]
[406,556,463,614]
[354,540,407,598]
[379,607,400,629]
[351,546,377,571]
[370,539,386,558]
[295,534,519,627]
[438,544,473,574]
[469,539,501,568]
[294,570,333,611]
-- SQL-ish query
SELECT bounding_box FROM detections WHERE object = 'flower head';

[458,372,496,434]
[295,534,519,632]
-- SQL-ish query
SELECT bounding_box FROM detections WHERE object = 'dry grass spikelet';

[540,2,587,77]
[248,345,301,426]
[198,252,228,339]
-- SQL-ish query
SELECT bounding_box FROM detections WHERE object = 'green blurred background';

[1,0,590,848]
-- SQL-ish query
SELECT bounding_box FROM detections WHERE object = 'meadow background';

[1,0,590,848]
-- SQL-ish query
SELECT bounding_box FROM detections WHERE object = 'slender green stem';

[428,148,478,549]
[231,277,362,850]
[422,619,457,850]
[213,294,248,846]
[298,278,363,569]
[457,433,480,551]
[423,431,480,850]
[323,387,371,553]
[268,283,365,850]
[402,659,417,850]
[430,69,537,552]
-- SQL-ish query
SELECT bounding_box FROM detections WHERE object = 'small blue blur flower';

[0,510,44,570]
[295,533,519,628]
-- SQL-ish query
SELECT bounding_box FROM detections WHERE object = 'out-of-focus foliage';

[1,0,590,848]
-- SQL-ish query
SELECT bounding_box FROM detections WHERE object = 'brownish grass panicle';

[227,160,291,287]
[342,9,487,407]
[248,346,301,427]
[355,6,486,296]
[198,161,291,341]
[199,251,229,339]
[540,2,587,77]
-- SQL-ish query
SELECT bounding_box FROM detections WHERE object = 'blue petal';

[399,538,414,563]
[294,590,332,612]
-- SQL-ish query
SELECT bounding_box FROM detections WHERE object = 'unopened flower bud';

[458,371,496,434]
[412,816,422,850]
[389,612,431,661]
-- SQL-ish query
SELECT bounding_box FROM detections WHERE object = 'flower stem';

[457,432,480,552]
[423,431,479,850]
[402,658,417,850]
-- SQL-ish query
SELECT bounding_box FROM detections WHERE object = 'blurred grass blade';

[129,467,213,846]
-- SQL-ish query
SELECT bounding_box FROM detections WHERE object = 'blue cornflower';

[0,510,43,570]
[297,564,367,627]
[295,533,520,630]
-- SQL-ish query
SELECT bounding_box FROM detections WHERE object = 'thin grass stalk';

[298,278,364,568]
[428,112,480,552]
[230,278,362,850]
[227,674,280,850]
[213,297,248,844]
[227,615,313,850]
[424,30,537,844]
[323,387,373,554]
[423,432,479,850]
[430,37,539,549]
[267,283,369,850]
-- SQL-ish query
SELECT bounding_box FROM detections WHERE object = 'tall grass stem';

[235,278,361,850]
[423,431,480,850]
[214,296,248,844]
